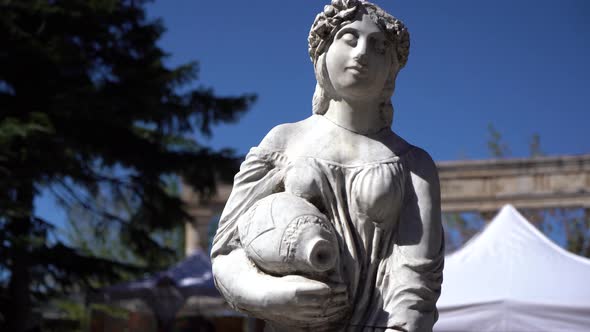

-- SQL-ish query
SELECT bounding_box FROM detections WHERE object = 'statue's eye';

[340,32,358,46]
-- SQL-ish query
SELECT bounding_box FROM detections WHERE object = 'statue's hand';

[213,250,347,328]
[255,274,349,327]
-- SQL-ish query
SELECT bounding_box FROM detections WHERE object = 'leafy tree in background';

[528,133,544,158]
[0,1,255,331]
[486,123,510,158]
[61,179,185,271]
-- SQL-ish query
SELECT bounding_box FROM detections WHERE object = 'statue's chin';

[331,79,383,101]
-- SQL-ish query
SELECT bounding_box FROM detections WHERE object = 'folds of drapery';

[211,146,444,331]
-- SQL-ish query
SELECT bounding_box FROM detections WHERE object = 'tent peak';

[464,204,590,266]
[499,203,517,214]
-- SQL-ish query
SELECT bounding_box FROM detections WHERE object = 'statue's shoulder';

[378,130,413,158]
[258,116,316,151]
[403,143,439,182]
[383,133,436,174]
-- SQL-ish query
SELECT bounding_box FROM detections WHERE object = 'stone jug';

[238,192,339,277]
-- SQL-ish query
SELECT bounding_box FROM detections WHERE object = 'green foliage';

[0,1,255,330]
[50,299,89,332]
[567,212,590,257]
[486,123,510,158]
[62,184,185,273]
[43,300,131,332]
[521,207,590,258]
[442,212,486,254]
[529,133,544,157]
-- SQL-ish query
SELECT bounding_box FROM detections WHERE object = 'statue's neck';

[323,99,387,135]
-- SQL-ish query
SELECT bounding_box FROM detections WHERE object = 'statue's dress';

[212,115,444,331]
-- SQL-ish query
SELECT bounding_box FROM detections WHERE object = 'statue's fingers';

[323,303,348,316]
[293,303,347,316]
[302,310,348,326]
[296,287,348,307]
[288,307,325,319]
[329,293,348,303]
[296,294,325,306]
[300,304,324,311]
[294,283,331,296]
[329,283,348,293]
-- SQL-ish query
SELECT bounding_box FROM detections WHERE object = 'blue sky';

[36,0,590,237]
[144,0,590,161]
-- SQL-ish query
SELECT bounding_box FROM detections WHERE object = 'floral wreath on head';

[308,0,410,69]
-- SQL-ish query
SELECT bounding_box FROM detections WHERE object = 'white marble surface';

[212,1,443,331]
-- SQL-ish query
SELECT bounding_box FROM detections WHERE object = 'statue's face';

[325,13,396,101]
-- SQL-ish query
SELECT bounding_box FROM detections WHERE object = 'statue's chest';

[285,130,397,166]
[283,156,405,229]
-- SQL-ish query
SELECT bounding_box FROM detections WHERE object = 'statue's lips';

[346,65,368,77]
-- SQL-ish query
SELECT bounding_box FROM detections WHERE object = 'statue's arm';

[211,125,348,326]
[400,147,443,260]
[389,147,444,332]
[210,124,292,259]
[213,248,347,326]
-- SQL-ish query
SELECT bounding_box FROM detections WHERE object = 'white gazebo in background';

[435,205,590,332]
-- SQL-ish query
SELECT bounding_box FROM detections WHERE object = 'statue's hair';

[308,0,410,126]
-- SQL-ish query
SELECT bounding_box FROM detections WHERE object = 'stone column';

[181,182,232,255]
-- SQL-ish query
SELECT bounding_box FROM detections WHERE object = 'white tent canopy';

[435,205,590,332]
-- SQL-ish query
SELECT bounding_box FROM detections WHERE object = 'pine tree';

[0,1,255,330]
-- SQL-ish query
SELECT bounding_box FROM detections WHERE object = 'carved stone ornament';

[211,1,444,331]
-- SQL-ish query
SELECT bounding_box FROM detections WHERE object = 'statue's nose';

[352,38,369,64]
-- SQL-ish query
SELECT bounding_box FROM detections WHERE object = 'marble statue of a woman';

[211,1,444,331]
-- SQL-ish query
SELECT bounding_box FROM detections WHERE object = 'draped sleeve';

[382,147,445,332]
[211,147,288,258]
